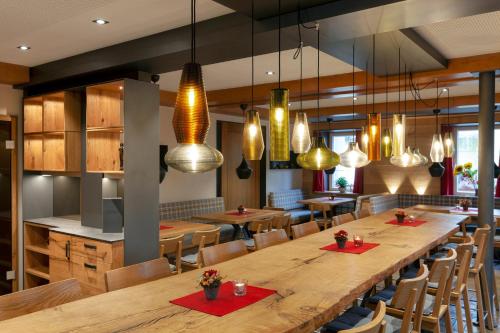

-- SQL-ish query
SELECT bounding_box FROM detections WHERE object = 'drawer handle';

[65,240,70,260]
[84,243,97,250]
[84,263,97,270]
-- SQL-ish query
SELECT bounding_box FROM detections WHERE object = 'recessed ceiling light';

[93,18,109,25]
[17,45,30,51]
[265,71,274,76]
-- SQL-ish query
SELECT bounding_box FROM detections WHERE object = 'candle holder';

[408,215,416,223]
[232,279,248,297]
[353,235,364,247]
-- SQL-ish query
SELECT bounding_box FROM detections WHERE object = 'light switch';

[5,140,15,150]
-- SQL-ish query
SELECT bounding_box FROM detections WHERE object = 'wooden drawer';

[71,236,113,263]
[71,254,111,292]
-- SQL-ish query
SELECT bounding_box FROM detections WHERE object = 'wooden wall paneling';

[86,87,122,129]
[23,98,43,133]
[42,94,64,132]
[86,130,121,173]
[23,134,43,170]
[43,133,65,171]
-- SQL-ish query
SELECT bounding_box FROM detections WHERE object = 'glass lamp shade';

[360,126,369,154]
[172,63,210,144]
[392,114,406,157]
[443,131,455,158]
[381,128,392,158]
[269,88,290,161]
[291,112,311,154]
[339,142,369,168]
[390,146,414,167]
[412,148,428,166]
[242,109,264,160]
[367,113,381,161]
[430,134,445,163]
[165,143,223,173]
[297,136,339,170]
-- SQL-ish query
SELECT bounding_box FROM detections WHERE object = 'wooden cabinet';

[48,231,123,295]
[24,223,50,289]
[23,91,81,172]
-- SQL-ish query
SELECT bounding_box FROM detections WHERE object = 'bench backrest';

[268,189,305,211]
[159,197,225,220]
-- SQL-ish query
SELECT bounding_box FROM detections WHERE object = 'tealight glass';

[232,279,248,296]
[353,234,364,247]
[408,215,416,223]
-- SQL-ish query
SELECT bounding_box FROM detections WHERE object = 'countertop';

[24,216,124,243]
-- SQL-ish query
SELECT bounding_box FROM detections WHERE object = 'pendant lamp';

[409,84,428,166]
[236,104,253,179]
[324,118,337,175]
[367,35,381,161]
[242,1,264,161]
[297,23,339,171]
[291,41,311,154]
[270,0,290,161]
[339,42,369,168]
[391,146,415,167]
[166,0,223,173]
[381,75,392,158]
[391,49,406,160]
[443,89,455,158]
[428,83,445,177]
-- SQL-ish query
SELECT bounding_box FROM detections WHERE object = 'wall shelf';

[24,223,51,288]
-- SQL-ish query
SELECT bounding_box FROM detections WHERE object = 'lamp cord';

[251,0,254,110]
[372,34,375,113]
[365,61,368,117]
[435,79,439,133]
[316,23,320,132]
[404,64,407,116]
[352,42,356,138]
[385,73,388,127]
[398,48,400,115]
[191,0,196,63]
[414,87,417,147]
[447,89,450,125]
[278,0,281,89]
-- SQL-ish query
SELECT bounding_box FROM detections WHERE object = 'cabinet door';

[49,232,72,282]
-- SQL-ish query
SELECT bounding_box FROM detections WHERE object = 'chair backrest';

[254,229,289,250]
[159,234,184,274]
[334,213,355,226]
[200,240,248,266]
[472,224,490,270]
[271,214,290,229]
[291,221,320,239]
[191,227,221,247]
[309,203,328,220]
[268,189,306,210]
[390,264,429,333]
[247,220,272,233]
[455,236,473,267]
[340,301,386,333]
[428,249,457,284]
[105,258,172,292]
[427,249,456,318]
[0,278,82,321]
[353,208,371,220]
[453,248,472,294]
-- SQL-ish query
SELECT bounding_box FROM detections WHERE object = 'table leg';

[231,224,242,240]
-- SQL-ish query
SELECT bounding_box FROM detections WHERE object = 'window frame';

[328,130,357,191]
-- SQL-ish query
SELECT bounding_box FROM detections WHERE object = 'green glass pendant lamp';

[166,0,223,173]
[442,88,455,158]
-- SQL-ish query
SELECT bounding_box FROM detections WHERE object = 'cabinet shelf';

[26,266,50,280]
[86,127,123,133]
[25,244,50,256]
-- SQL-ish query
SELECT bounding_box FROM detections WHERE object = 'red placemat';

[450,207,478,213]
[160,225,174,230]
[225,211,256,217]
[385,219,427,227]
[320,241,380,254]
[170,282,276,316]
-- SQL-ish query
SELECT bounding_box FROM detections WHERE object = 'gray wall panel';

[53,176,80,216]
[22,174,53,219]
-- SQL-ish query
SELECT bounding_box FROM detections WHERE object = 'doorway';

[0,115,17,294]
[217,121,266,210]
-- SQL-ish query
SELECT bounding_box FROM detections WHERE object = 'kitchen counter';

[24,216,124,243]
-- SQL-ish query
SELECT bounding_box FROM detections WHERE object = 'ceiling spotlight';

[265,71,275,76]
[93,18,109,25]
[17,45,30,51]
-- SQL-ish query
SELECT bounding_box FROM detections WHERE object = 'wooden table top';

[192,208,284,225]
[0,210,465,333]
[315,191,360,199]
[411,204,500,218]
[159,220,215,238]
[297,196,356,206]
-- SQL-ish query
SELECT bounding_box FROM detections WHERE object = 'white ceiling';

[415,11,500,59]
[159,46,359,91]
[0,0,232,66]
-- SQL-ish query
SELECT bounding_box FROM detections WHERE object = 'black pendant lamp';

[236,104,253,179]
[324,118,336,175]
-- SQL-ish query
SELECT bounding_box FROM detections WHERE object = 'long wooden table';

[0,211,465,333]
[159,220,215,238]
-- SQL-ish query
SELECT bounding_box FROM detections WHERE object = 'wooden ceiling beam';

[0,62,29,85]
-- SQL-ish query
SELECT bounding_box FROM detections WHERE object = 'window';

[455,127,500,194]
[330,133,356,190]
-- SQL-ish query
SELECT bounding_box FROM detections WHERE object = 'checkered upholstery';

[398,193,500,209]
[268,189,306,211]
[159,197,225,221]
[368,194,399,214]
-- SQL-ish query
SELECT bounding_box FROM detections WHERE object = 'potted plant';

[334,230,349,249]
[395,209,407,223]
[199,269,223,300]
[336,177,348,193]
[454,162,478,196]
[237,205,246,215]
[458,199,472,211]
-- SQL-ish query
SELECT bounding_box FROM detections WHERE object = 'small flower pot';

[338,187,346,194]
[203,285,220,300]
[396,214,405,223]
[461,205,469,212]
[336,239,347,249]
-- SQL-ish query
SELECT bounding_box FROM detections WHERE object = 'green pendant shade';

[291,111,311,154]
[297,136,339,170]
[381,128,392,158]
[269,88,290,161]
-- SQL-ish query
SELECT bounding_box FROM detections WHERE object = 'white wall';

[0,84,22,116]
[159,106,303,204]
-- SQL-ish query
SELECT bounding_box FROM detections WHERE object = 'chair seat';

[181,253,198,265]
[169,263,176,272]
[321,306,402,333]
[366,285,397,305]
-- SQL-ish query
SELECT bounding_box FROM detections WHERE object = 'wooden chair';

[180,227,221,269]
[254,229,289,250]
[244,220,272,250]
[334,212,355,226]
[309,203,333,230]
[325,301,386,333]
[105,258,172,292]
[0,278,83,321]
[200,240,248,266]
[159,234,184,274]
[271,213,291,237]
[291,221,320,239]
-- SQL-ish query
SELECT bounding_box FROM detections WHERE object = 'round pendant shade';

[430,133,445,163]
[412,148,428,166]
[269,88,290,161]
[367,113,381,161]
[392,114,406,157]
[297,136,339,170]
[429,162,445,177]
[291,111,311,154]
[443,131,455,158]
[381,128,392,158]
[242,109,265,160]
[324,167,336,175]
[390,146,414,167]
[165,143,223,173]
[339,142,369,168]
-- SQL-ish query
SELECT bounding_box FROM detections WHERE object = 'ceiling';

[0,0,232,66]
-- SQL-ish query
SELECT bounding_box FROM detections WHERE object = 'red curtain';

[353,130,364,194]
[496,156,500,197]
[441,157,454,195]
[313,170,325,192]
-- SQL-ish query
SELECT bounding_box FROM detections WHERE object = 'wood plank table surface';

[192,208,284,225]
[297,196,355,207]
[411,204,500,218]
[0,210,465,333]
[314,191,360,199]
[159,220,215,238]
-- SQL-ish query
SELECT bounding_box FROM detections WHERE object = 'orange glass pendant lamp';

[242,109,264,160]
[367,112,381,160]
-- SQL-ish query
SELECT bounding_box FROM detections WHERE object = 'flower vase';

[203,285,220,300]
[461,205,469,212]
[339,187,346,194]
[336,239,346,249]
